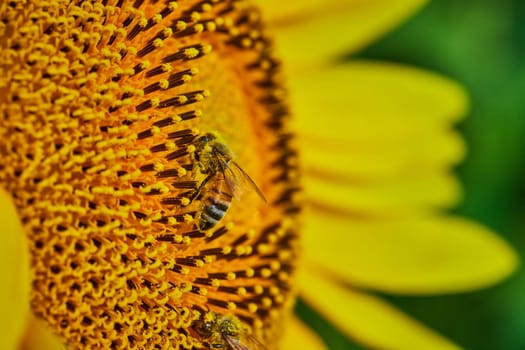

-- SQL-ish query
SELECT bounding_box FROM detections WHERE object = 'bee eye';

[196,321,213,336]
[199,133,212,143]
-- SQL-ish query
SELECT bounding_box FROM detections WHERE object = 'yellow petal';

[302,213,519,294]
[280,316,328,350]
[305,172,461,217]
[299,271,462,350]
[290,61,469,142]
[262,0,428,70]
[258,0,349,22]
[0,189,30,350]
[293,61,468,189]
[302,129,465,182]
[19,314,65,350]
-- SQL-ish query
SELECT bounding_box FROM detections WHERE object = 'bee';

[195,312,267,350]
[191,132,266,231]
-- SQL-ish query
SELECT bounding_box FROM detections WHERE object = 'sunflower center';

[0,0,300,349]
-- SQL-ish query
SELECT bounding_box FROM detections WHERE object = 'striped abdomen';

[197,177,233,231]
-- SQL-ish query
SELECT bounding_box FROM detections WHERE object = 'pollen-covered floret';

[0,0,300,349]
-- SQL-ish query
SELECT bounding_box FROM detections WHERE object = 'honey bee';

[191,132,266,231]
[195,312,267,350]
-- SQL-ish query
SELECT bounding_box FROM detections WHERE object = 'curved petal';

[280,316,328,350]
[301,129,465,182]
[302,213,519,294]
[261,0,429,70]
[293,62,469,214]
[0,189,30,350]
[290,61,469,142]
[292,62,468,182]
[19,315,65,350]
[305,172,461,217]
[259,0,352,21]
[299,271,462,350]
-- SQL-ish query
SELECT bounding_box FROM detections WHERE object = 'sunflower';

[0,1,518,350]
[2,0,299,349]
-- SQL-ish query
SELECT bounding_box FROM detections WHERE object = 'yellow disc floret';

[0,0,300,349]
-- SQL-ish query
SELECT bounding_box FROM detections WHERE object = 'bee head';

[195,132,217,148]
[195,311,217,337]
[196,320,213,337]
[194,132,233,162]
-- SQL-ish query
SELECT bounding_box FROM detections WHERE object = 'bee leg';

[188,174,214,203]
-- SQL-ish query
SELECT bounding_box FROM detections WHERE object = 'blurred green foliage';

[356,0,525,349]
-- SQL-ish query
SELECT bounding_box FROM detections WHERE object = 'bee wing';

[222,334,268,350]
[223,161,267,203]
[216,159,241,197]
[211,147,266,203]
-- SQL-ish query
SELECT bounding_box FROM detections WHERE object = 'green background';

[297,0,525,349]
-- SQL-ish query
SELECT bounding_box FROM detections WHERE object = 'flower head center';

[0,0,300,348]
